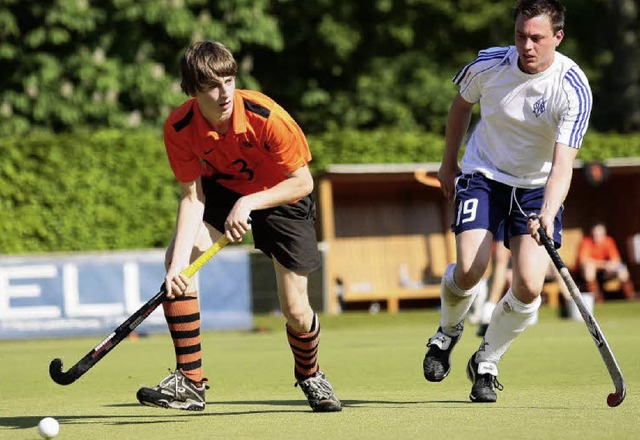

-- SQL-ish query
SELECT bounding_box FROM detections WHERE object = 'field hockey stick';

[49,235,230,385]
[529,214,626,407]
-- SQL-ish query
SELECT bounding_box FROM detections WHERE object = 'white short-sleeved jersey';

[454,46,592,188]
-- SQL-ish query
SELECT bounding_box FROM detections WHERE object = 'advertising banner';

[0,248,252,339]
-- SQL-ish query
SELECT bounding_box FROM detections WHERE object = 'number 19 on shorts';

[456,199,478,226]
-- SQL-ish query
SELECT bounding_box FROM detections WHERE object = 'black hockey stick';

[530,214,626,407]
[49,236,229,385]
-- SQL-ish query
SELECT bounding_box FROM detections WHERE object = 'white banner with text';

[0,248,252,339]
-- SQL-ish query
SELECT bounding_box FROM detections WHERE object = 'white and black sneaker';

[137,369,208,411]
[423,326,462,382]
[466,352,503,403]
[296,372,342,412]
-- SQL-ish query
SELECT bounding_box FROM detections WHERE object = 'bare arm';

[530,142,579,243]
[165,177,206,298]
[439,93,474,203]
[224,164,314,241]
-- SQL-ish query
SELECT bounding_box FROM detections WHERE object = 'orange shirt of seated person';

[577,222,636,302]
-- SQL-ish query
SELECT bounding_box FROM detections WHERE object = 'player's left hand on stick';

[164,269,190,299]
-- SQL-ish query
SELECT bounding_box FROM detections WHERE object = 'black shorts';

[202,178,321,273]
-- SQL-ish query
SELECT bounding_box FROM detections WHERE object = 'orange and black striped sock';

[162,294,205,384]
[286,314,320,382]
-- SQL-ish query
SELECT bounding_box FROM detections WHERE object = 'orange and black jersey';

[164,89,312,195]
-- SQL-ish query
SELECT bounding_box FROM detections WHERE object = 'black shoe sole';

[423,329,461,382]
[311,401,343,412]
[469,393,496,403]
[137,389,205,411]
[423,349,451,382]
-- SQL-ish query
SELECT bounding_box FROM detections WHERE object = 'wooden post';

[317,177,340,314]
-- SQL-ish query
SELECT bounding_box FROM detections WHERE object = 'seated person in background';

[576,222,636,302]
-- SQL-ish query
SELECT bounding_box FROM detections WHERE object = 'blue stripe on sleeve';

[564,68,592,147]
[453,49,510,85]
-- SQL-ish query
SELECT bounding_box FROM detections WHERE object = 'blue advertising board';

[0,248,252,339]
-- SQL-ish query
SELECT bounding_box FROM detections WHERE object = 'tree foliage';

[0,0,282,135]
[256,0,514,133]
[0,0,638,136]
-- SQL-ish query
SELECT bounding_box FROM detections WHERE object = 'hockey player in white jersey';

[423,0,592,403]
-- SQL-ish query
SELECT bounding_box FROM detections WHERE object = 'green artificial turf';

[1,302,638,439]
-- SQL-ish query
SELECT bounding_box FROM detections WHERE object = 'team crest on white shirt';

[533,96,547,117]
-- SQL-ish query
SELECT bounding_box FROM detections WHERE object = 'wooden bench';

[330,228,594,313]
[330,234,453,313]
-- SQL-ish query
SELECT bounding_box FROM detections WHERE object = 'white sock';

[480,301,496,325]
[439,264,483,336]
[477,288,541,365]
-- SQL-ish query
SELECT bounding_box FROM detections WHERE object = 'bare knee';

[454,264,487,290]
[454,230,493,290]
[511,278,543,303]
[274,260,314,331]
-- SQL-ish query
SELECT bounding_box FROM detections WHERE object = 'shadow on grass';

[0,398,572,430]
[107,397,566,411]
[0,404,313,431]
[105,398,475,411]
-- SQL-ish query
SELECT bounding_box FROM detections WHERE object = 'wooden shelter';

[315,159,640,314]
[316,163,453,314]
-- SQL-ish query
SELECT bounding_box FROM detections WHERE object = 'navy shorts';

[452,172,563,249]
[202,178,321,273]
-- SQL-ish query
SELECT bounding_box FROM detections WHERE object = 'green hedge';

[308,128,446,170]
[0,130,178,253]
[577,132,640,161]
[307,129,640,167]
[2,129,640,253]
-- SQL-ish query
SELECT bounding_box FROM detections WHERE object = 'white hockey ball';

[38,417,60,439]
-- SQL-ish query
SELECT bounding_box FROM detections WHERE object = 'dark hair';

[179,41,238,96]
[514,0,565,33]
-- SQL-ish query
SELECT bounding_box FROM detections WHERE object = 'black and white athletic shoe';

[137,369,208,411]
[466,352,503,403]
[296,372,342,412]
[423,326,463,382]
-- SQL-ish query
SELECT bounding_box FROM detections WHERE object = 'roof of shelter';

[316,157,640,178]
